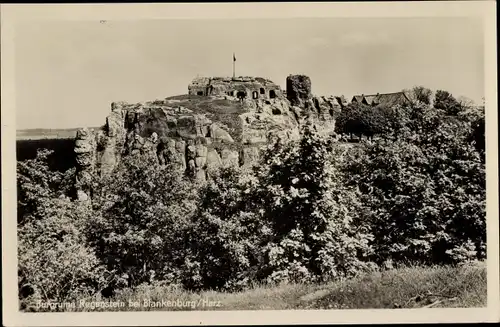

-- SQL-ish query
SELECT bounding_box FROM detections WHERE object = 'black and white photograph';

[1,2,498,326]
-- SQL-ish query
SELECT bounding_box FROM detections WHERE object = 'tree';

[17,149,75,224]
[343,104,486,264]
[88,151,199,289]
[404,86,433,107]
[335,102,407,140]
[254,124,375,283]
[335,102,386,139]
[18,197,107,310]
[335,102,366,138]
[457,96,476,111]
[182,166,269,291]
[434,90,462,115]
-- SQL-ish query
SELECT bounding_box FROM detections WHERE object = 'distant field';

[16,127,100,140]
[15,128,94,169]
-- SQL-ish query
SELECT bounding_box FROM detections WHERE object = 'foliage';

[459,104,485,159]
[343,104,486,264]
[17,149,75,224]
[16,86,487,305]
[18,196,107,310]
[88,151,199,289]
[434,90,462,115]
[404,86,433,107]
[254,125,375,283]
[335,102,365,137]
[183,126,376,289]
[182,166,269,291]
[335,102,408,139]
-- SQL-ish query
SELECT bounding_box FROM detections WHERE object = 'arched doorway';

[260,88,265,95]
[252,91,258,99]
[237,91,247,100]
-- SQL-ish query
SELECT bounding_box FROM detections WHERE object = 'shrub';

[182,165,270,291]
[434,90,462,116]
[344,104,486,264]
[88,151,199,289]
[185,126,376,289]
[254,125,375,283]
[18,197,107,310]
[335,102,407,139]
[17,149,75,224]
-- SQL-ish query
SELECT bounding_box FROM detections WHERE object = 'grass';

[164,94,249,143]
[66,261,486,312]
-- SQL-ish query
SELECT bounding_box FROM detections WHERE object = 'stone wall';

[188,76,284,100]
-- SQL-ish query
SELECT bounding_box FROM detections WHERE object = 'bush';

[88,151,199,289]
[184,126,376,289]
[18,197,107,310]
[253,125,375,283]
[335,102,407,139]
[17,149,75,224]
[344,104,486,264]
[183,166,269,291]
[434,90,462,116]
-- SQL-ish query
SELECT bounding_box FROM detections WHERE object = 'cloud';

[338,31,392,47]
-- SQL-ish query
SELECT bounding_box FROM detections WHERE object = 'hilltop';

[72,74,341,201]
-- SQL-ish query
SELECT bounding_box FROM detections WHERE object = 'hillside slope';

[72,89,338,201]
[27,262,485,312]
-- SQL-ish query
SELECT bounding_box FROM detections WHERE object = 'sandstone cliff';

[74,75,341,201]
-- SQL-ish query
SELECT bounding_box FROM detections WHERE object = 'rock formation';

[74,128,96,202]
[74,74,341,201]
[286,74,312,107]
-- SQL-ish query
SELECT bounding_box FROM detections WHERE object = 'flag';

[233,53,236,62]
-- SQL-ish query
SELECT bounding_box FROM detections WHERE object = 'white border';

[2,2,498,326]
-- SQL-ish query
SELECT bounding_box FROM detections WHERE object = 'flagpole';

[232,53,235,79]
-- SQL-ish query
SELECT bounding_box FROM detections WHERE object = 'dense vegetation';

[17,87,486,311]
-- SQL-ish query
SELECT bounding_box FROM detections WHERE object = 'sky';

[15,17,484,129]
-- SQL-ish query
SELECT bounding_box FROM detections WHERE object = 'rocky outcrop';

[74,128,96,202]
[74,74,341,197]
[286,75,312,107]
[209,123,234,143]
[308,95,341,132]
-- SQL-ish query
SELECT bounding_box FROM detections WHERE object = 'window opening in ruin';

[252,91,258,99]
[197,91,204,96]
[237,91,246,99]
[260,88,265,94]
[269,90,276,98]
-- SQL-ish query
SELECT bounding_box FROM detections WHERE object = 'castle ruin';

[188,76,285,100]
